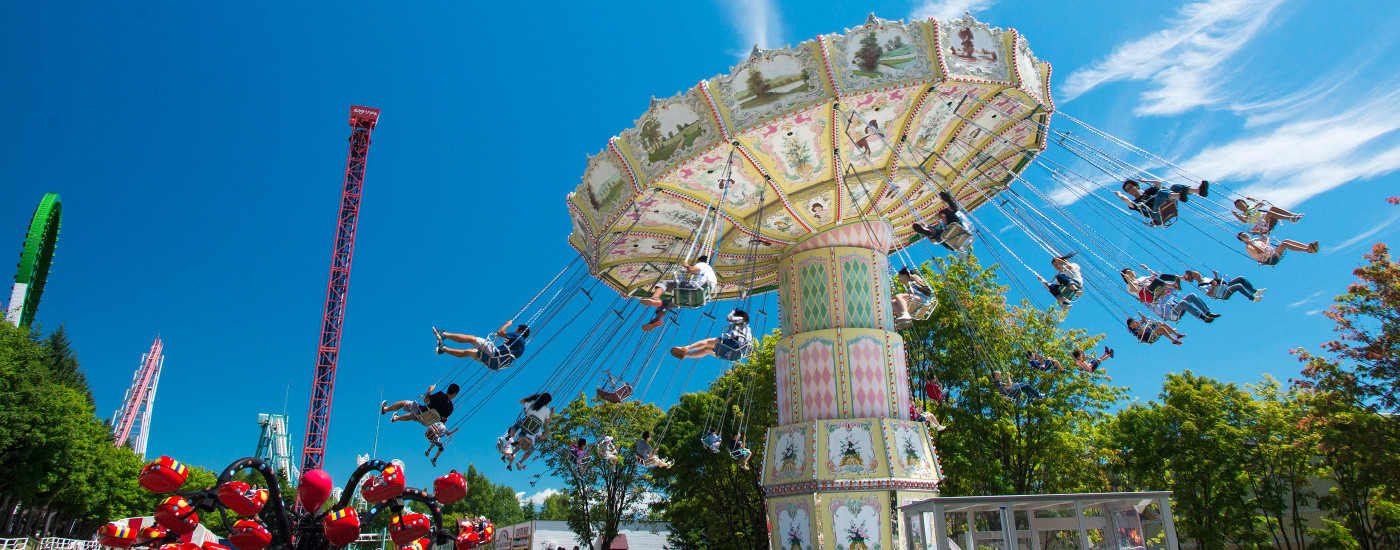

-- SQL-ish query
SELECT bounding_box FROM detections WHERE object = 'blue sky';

[4,0,1400,505]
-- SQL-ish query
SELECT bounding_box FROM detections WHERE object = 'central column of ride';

[762,219,941,550]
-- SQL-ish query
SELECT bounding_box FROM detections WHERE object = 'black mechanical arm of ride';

[212,457,298,550]
[358,488,448,550]
[326,459,393,512]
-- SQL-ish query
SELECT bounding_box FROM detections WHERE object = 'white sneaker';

[432,326,444,344]
[1253,288,1267,302]
[895,314,914,321]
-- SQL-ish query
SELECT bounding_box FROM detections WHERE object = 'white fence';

[0,538,29,550]
[37,539,104,550]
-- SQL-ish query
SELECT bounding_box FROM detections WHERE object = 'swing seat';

[415,408,442,427]
[596,383,634,404]
[1144,199,1179,227]
[913,296,938,320]
[389,513,431,545]
[153,496,199,535]
[1057,284,1084,304]
[701,435,722,453]
[938,224,974,251]
[98,523,138,548]
[323,508,362,547]
[433,471,468,505]
[519,415,546,436]
[139,456,189,493]
[217,481,269,517]
[229,520,272,550]
[360,464,406,503]
[714,339,753,362]
[671,280,715,308]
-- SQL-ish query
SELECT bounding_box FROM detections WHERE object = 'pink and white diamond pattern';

[846,336,888,418]
[798,339,838,422]
[776,345,795,426]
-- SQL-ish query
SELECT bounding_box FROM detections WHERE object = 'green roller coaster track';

[7,193,62,327]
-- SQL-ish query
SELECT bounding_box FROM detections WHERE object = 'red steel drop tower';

[300,106,379,473]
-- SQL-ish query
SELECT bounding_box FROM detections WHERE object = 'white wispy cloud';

[1328,211,1400,254]
[1182,89,1400,207]
[911,0,998,21]
[517,488,561,506]
[1288,290,1325,309]
[719,0,781,53]
[1306,309,1323,316]
[1060,0,1286,115]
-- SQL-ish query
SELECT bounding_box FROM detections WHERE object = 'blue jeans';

[1018,383,1043,400]
[1172,293,1212,320]
[1218,277,1256,301]
[1146,184,1189,208]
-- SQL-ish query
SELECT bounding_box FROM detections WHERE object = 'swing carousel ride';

[566,13,1054,550]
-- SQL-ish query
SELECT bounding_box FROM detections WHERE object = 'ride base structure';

[763,220,939,550]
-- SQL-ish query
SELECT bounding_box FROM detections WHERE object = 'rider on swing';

[670,309,752,361]
[911,191,972,250]
[1040,253,1083,310]
[434,322,530,371]
[381,384,458,424]
[640,256,718,331]
[892,267,934,324]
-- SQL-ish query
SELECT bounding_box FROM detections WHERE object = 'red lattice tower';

[300,106,380,473]
[112,336,163,456]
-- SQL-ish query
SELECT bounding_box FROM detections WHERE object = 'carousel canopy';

[567,14,1053,300]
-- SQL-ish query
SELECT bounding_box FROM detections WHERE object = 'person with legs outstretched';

[1237,232,1318,266]
[671,309,753,361]
[382,384,459,424]
[434,322,530,371]
[1127,314,1185,345]
[1071,347,1113,373]
[1114,179,1208,225]
[1197,271,1265,302]
[1234,198,1303,235]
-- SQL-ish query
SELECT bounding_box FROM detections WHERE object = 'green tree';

[854,32,883,72]
[1294,243,1400,549]
[650,333,777,549]
[902,255,1126,496]
[745,68,771,100]
[539,492,571,521]
[1102,371,1257,550]
[638,119,662,149]
[440,465,525,528]
[539,395,663,550]
[1244,377,1321,550]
